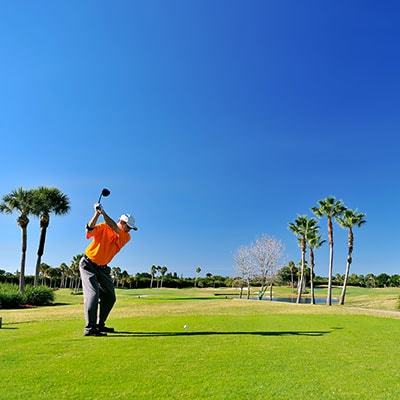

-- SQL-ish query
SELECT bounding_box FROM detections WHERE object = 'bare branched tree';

[251,234,284,300]
[234,245,255,299]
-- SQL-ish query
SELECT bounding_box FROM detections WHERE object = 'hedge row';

[0,283,54,309]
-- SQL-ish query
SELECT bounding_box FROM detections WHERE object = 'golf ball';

[183,324,189,330]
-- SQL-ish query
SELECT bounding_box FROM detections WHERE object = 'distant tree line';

[0,263,231,289]
[1,262,398,291]
[276,263,400,288]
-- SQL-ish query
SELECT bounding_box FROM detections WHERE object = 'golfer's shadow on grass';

[110,330,333,337]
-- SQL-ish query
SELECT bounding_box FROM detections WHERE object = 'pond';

[260,296,339,305]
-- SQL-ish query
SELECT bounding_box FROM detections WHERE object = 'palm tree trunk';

[327,244,334,305]
[290,267,294,294]
[340,229,354,305]
[296,239,306,303]
[35,255,42,286]
[327,218,334,306]
[310,248,315,305]
[34,222,48,286]
[19,226,27,293]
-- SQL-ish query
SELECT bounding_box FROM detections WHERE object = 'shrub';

[0,283,54,308]
[0,283,24,308]
[23,285,54,306]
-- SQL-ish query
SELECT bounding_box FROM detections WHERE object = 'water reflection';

[259,297,339,304]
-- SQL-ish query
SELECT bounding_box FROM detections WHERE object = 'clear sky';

[1,1,399,278]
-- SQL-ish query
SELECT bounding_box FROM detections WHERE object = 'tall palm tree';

[70,254,83,292]
[306,229,325,304]
[288,215,318,303]
[48,267,61,288]
[160,266,168,288]
[312,197,346,306]
[111,266,122,287]
[156,266,162,288]
[150,265,157,288]
[195,266,201,287]
[39,262,51,286]
[32,187,70,286]
[288,261,296,294]
[59,263,69,288]
[120,270,130,288]
[0,188,35,293]
[337,209,366,305]
[64,264,74,289]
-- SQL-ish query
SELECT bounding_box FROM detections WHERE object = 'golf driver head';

[98,188,111,203]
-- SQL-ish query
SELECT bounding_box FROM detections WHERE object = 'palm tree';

[288,261,296,294]
[156,266,162,288]
[70,254,83,292]
[120,270,130,288]
[160,266,168,288]
[0,188,35,293]
[59,263,69,288]
[150,265,157,288]
[306,229,325,304]
[32,187,70,286]
[111,266,122,287]
[64,264,74,289]
[289,215,318,303]
[39,262,51,286]
[336,209,366,305]
[195,266,201,287]
[312,197,346,305]
[49,267,61,288]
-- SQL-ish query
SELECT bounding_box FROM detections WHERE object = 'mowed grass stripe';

[1,289,400,399]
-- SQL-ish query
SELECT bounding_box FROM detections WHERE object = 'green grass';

[1,287,400,399]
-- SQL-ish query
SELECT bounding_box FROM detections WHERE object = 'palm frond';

[337,208,366,229]
[312,196,346,218]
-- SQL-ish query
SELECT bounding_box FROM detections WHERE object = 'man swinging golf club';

[79,189,138,336]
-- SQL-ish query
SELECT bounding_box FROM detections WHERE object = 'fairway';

[1,288,400,400]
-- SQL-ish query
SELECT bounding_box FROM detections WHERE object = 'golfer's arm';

[87,211,101,230]
[102,210,120,233]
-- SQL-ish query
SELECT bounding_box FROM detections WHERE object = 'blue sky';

[1,1,400,277]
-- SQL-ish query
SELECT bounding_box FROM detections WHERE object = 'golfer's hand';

[94,203,103,214]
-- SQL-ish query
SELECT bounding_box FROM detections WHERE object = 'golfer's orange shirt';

[85,223,130,266]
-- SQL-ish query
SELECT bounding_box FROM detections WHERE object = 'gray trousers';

[79,256,116,333]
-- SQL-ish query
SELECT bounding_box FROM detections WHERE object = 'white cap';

[119,214,138,230]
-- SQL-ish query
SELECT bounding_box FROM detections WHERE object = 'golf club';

[98,188,111,204]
